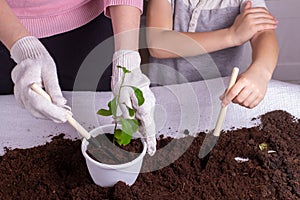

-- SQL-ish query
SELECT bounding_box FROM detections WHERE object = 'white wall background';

[242,0,300,84]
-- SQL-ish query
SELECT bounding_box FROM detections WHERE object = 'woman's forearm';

[0,0,29,50]
[109,5,141,51]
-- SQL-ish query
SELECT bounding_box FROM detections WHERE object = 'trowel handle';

[65,115,91,140]
[30,83,92,140]
[226,67,239,93]
[213,67,239,137]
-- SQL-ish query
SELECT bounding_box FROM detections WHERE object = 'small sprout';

[259,142,268,151]
[97,66,144,146]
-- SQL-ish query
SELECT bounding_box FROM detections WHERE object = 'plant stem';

[115,70,127,119]
[117,72,126,104]
[113,70,127,138]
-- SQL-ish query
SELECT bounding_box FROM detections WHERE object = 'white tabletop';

[1,79,299,155]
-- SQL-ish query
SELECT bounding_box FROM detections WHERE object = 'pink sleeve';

[103,0,143,17]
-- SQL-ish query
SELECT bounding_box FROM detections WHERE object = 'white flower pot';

[81,124,147,187]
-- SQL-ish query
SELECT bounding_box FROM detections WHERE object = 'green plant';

[97,66,145,146]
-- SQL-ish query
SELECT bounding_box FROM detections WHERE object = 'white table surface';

[1,79,299,155]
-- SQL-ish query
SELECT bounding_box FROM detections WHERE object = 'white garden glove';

[112,50,157,156]
[10,36,71,123]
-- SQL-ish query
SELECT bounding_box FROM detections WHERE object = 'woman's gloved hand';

[111,50,157,156]
[10,36,71,123]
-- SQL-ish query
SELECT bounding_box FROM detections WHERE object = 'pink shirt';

[7,0,143,38]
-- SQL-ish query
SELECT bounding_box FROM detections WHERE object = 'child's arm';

[221,29,279,109]
[146,0,277,59]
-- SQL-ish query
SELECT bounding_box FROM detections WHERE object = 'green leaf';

[114,128,132,146]
[126,105,135,117]
[117,66,131,74]
[114,129,123,139]
[130,86,145,106]
[120,118,139,135]
[97,98,117,117]
[113,119,139,146]
[97,109,112,116]
[108,97,117,117]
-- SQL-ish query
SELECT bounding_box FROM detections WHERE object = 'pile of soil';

[0,110,299,199]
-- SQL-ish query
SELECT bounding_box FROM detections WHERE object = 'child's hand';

[220,66,271,109]
[229,1,278,46]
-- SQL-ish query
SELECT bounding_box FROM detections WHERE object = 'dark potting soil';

[86,134,143,165]
[0,110,299,199]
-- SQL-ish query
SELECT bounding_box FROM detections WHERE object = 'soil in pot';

[86,134,143,165]
[0,110,299,199]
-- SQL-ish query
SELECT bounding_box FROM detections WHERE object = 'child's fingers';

[243,7,270,15]
[254,22,278,32]
[219,93,225,100]
[231,87,252,105]
[247,15,278,31]
[221,81,244,107]
[253,18,278,25]
[243,1,252,10]
[249,12,276,20]
[239,92,259,109]
[248,96,262,109]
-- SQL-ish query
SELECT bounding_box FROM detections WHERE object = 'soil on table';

[0,110,299,199]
